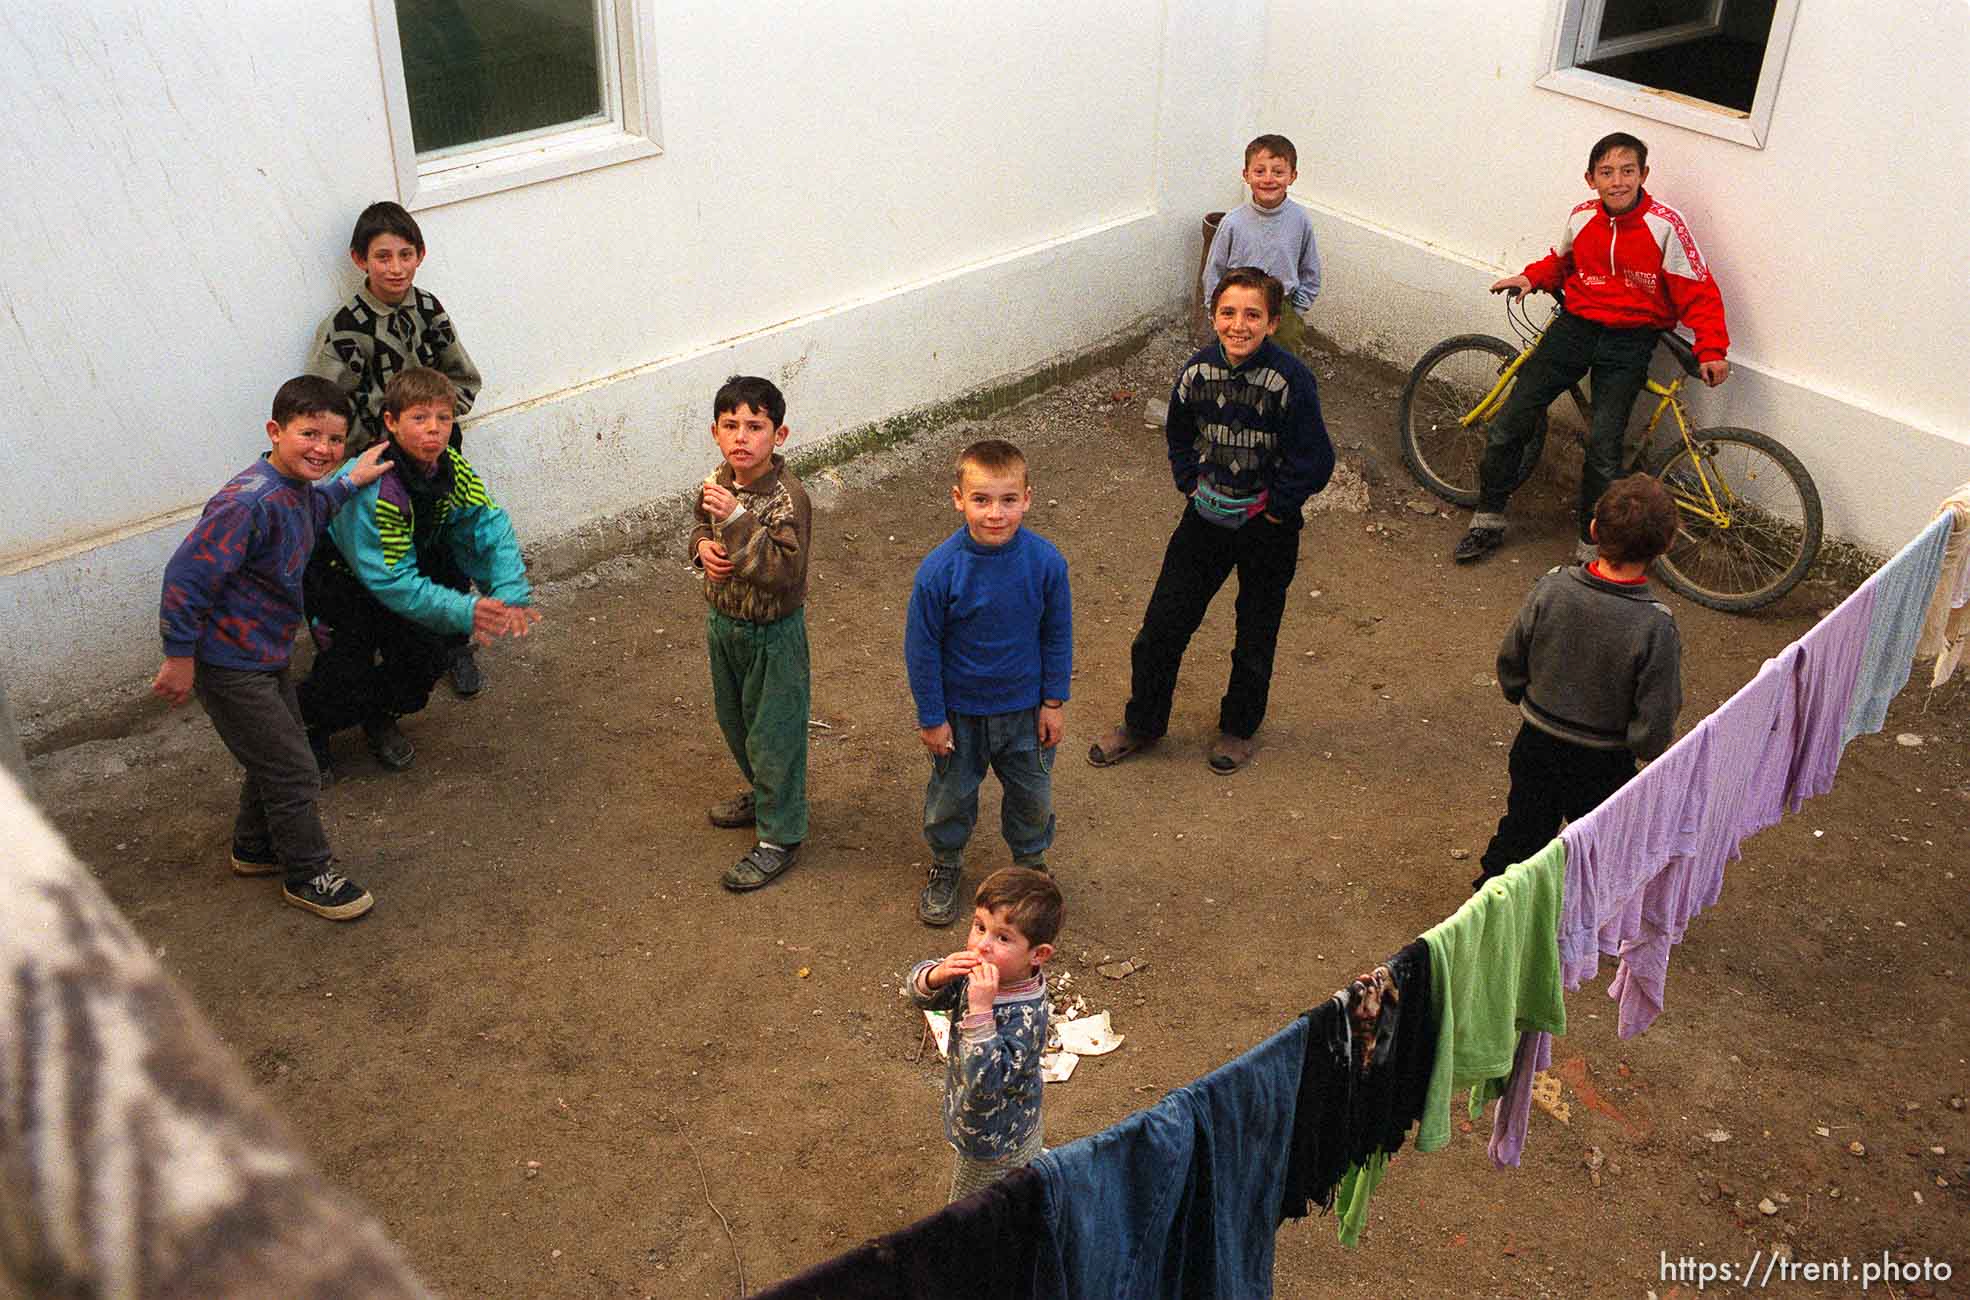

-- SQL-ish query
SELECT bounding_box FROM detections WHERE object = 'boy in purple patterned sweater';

[154,376,391,921]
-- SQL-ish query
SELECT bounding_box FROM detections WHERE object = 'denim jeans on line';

[923,709,1055,868]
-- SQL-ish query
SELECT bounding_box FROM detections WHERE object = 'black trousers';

[1476,310,1657,536]
[1124,506,1299,741]
[1475,721,1636,889]
[298,562,454,737]
[195,663,332,882]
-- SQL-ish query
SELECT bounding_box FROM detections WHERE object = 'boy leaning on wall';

[1201,133,1323,353]
[307,200,492,698]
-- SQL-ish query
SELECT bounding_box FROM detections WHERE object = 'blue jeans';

[923,709,1055,868]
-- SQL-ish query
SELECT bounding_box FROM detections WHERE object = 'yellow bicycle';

[1399,293,1822,612]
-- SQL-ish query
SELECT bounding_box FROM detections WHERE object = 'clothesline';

[760,495,1968,1299]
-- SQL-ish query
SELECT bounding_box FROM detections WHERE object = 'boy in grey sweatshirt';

[1473,475,1684,888]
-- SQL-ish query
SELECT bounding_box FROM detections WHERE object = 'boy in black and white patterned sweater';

[908,867,1062,1202]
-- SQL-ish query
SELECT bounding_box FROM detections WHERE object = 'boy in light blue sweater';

[1201,133,1323,352]
[905,440,1073,927]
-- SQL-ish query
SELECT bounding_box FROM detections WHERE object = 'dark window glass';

[1597,0,1710,40]
[1581,0,1774,113]
[396,0,605,156]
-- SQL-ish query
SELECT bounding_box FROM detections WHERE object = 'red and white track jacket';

[1522,189,1729,362]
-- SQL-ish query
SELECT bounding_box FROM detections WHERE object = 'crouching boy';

[1472,474,1684,888]
[908,867,1062,1202]
[154,376,391,920]
[298,368,538,779]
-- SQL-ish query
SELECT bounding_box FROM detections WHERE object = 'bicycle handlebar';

[1504,287,1704,378]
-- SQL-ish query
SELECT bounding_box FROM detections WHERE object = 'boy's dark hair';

[1210,266,1284,318]
[713,375,787,428]
[1593,474,1678,565]
[381,367,457,418]
[955,439,1028,486]
[974,867,1063,949]
[350,201,425,257]
[1244,134,1298,169]
[270,375,353,427]
[1588,131,1649,173]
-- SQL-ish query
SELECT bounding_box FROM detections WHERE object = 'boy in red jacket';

[1454,132,1729,566]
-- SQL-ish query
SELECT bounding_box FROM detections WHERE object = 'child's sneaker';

[361,716,416,771]
[918,862,962,926]
[230,844,282,877]
[282,867,374,921]
[1453,526,1506,564]
[707,790,757,828]
[448,644,485,699]
[721,842,800,892]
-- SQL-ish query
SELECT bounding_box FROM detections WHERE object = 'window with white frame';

[373,0,661,210]
[1539,0,1799,148]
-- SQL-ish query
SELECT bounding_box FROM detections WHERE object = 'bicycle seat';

[1657,330,1703,377]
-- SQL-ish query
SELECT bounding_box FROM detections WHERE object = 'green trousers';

[707,608,810,845]
[1272,303,1310,353]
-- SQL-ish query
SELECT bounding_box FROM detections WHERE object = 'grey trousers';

[195,663,333,881]
[948,1126,1043,1203]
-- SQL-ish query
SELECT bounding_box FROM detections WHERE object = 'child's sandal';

[1087,725,1153,768]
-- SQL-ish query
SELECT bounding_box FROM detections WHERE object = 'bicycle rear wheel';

[1399,335,1545,507]
[1648,427,1822,612]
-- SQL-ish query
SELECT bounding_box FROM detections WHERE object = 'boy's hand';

[150,656,194,706]
[500,604,542,638]
[470,598,540,644]
[965,959,1000,1017]
[1490,274,1532,297]
[927,951,980,989]
[701,482,738,523]
[919,722,955,756]
[696,538,733,582]
[1699,358,1730,387]
[346,441,395,487]
[1036,704,1064,748]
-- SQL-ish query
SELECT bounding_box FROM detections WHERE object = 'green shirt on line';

[1417,838,1567,1154]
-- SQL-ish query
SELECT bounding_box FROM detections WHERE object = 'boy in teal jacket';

[299,368,539,778]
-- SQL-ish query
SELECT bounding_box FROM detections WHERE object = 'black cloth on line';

[1278,939,1436,1220]
[753,1164,1061,1299]
[1352,939,1435,1162]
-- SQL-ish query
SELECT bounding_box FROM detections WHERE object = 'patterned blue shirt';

[909,960,1049,1160]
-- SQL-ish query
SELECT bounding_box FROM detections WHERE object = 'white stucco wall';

[0,1,1264,717]
[1259,0,1969,552]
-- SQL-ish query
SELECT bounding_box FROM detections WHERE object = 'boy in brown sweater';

[689,376,813,891]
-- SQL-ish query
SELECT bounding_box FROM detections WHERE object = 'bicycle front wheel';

[1399,335,1544,507]
[1648,427,1822,612]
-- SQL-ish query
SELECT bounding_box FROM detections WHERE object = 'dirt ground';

[30,326,1970,1298]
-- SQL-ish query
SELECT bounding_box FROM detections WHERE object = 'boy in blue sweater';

[909,866,1062,1201]
[905,440,1073,927]
[1090,267,1335,775]
[154,376,392,921]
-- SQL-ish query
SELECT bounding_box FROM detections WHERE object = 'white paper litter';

[1041,1052,1079,1083]
[924,1010,952,1059]
[1056,1011,1123,1056]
